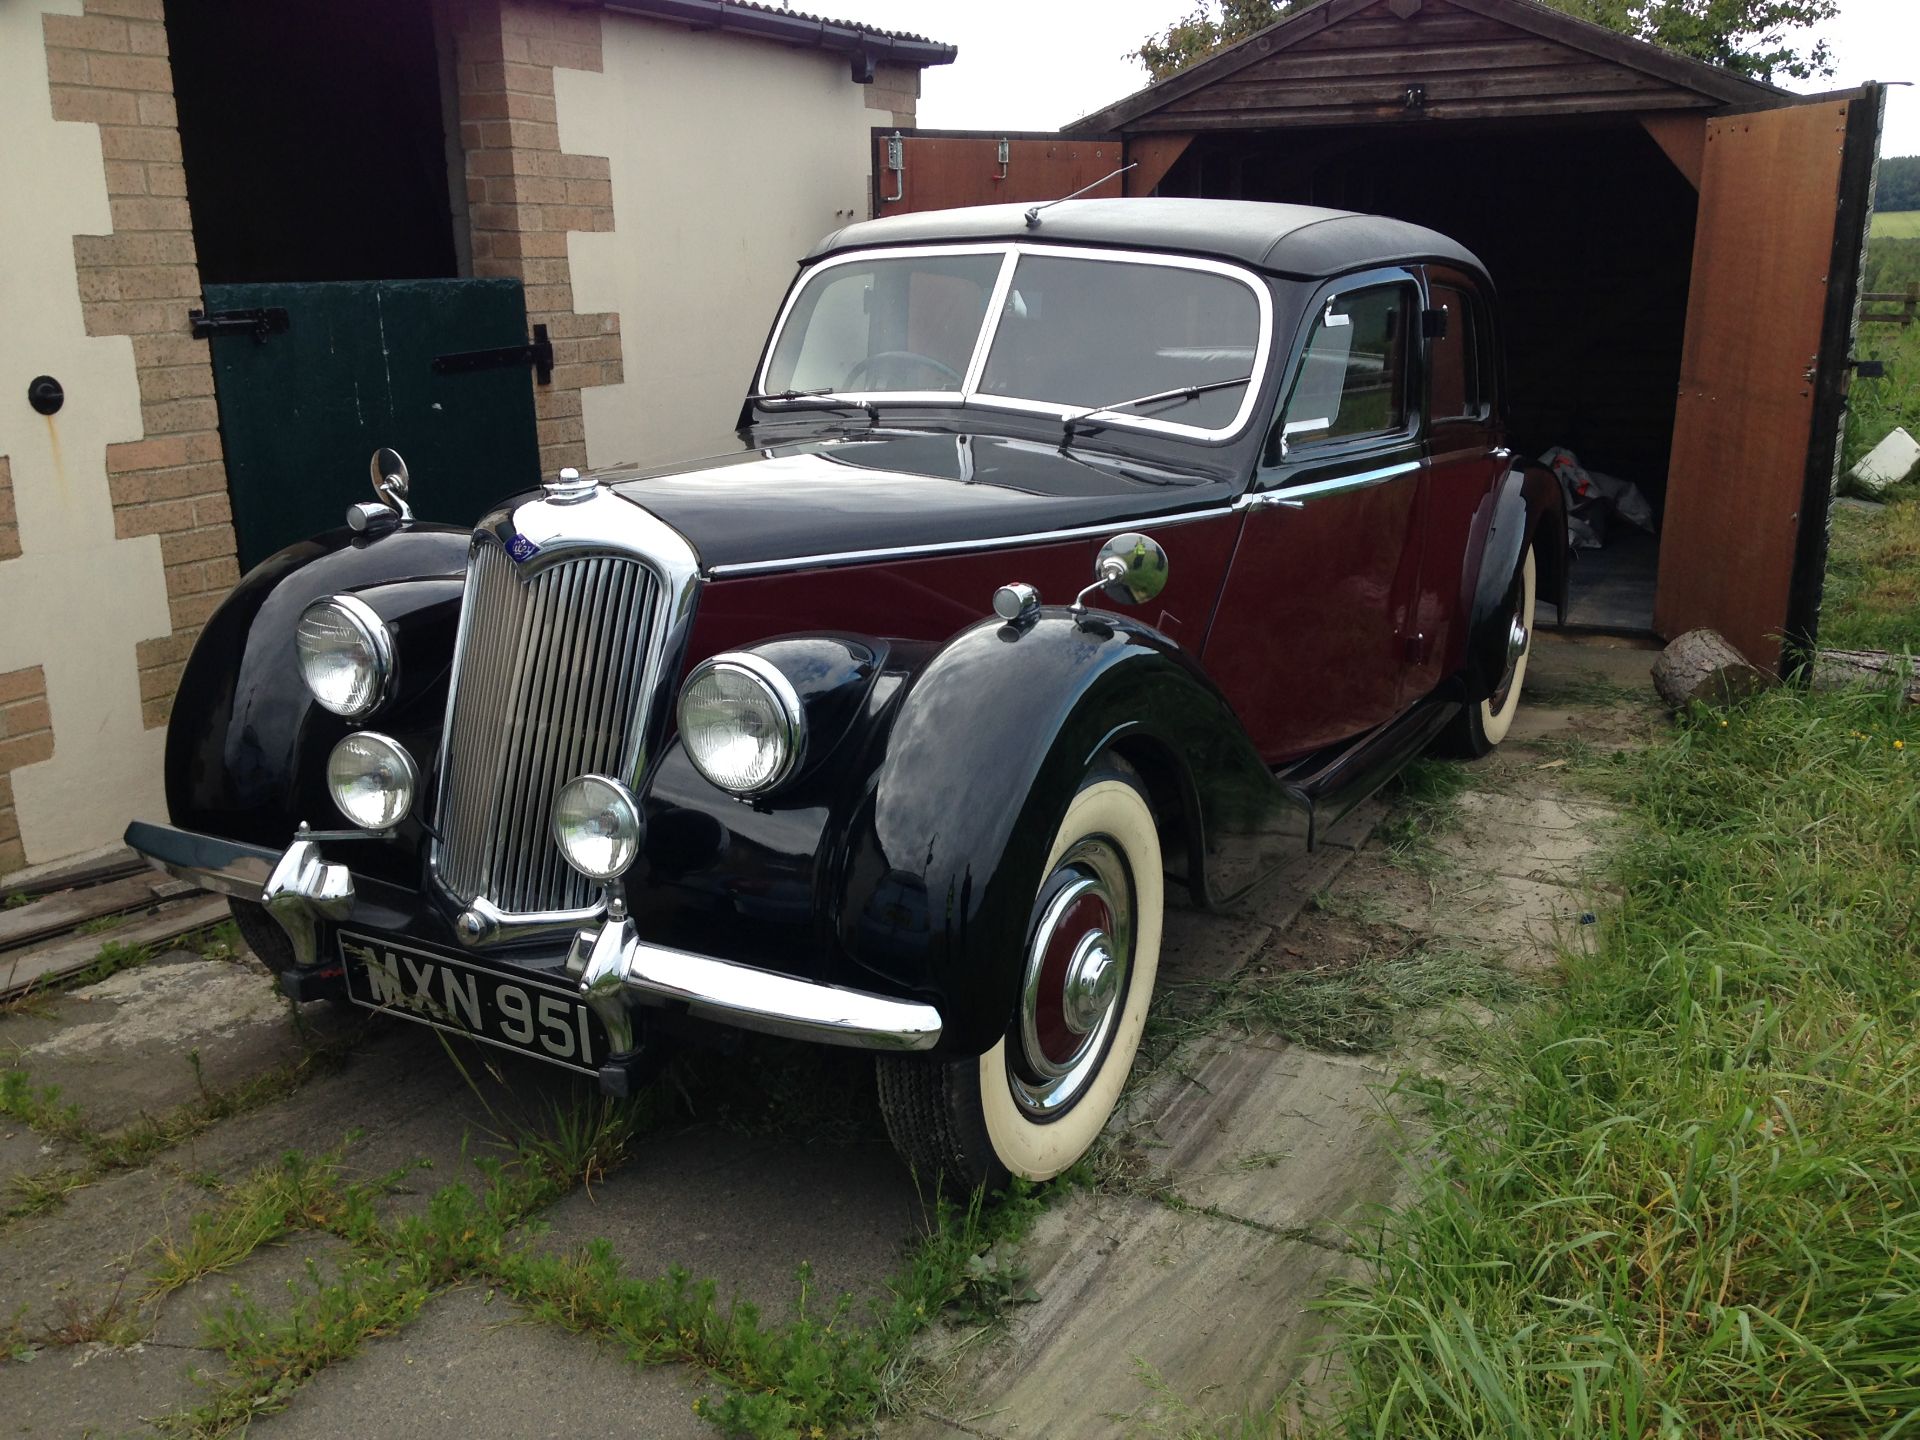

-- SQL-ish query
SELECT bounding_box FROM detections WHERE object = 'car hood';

[601,431,1239,571]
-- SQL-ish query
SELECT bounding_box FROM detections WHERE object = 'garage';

[878,0,1884,671]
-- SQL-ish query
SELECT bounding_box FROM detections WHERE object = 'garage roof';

[807,197,1485,277]
[1069,0,1781,134]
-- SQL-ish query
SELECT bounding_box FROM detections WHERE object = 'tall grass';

[1319,683,1920,1438]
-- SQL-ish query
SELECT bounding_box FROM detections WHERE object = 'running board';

[1275,697,1460,849]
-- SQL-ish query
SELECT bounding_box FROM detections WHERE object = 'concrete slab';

[1156,909,1271,1016]
[245,1284,712,1440]
[1135,1043,1406,1238]
[1224,845,1356,932]
[148,1231,358,1349]
[0,1124,69,1191]
[1443,871,1600,971]
[0,1339,207,1438]
[915,1190,1350,1438]
[1319,850,1437,934]
[525,1130,919,1320]
[13,952,322,1132]
[0,1162,216,1338]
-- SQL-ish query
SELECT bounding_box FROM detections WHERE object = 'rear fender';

[1461,460,1564,702]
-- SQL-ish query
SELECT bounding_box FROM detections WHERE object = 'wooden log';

[1651,628,1773,710]
[1811,648,1920,704]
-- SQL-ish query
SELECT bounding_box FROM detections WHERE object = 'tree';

[1879,156,1920,212]
[1133,0,1838,85]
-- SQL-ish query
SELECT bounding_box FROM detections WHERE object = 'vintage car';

[128,198,1563,1191]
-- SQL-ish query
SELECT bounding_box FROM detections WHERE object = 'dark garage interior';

[1157,119,1700,628]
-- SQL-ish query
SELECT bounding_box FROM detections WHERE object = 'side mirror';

[370,447,413,521]
[1093,532,1169,606]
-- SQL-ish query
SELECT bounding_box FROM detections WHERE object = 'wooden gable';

[1076,0,1780,134]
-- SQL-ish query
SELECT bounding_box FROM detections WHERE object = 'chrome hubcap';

[1489,586,1532,711]
[1011,837,1133,1118]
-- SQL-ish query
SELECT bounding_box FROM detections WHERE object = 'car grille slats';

[434,542,657,916]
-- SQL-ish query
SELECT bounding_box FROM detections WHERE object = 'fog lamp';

[325,732,417,831]
[552,774,642,882]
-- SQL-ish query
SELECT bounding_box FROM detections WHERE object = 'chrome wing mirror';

[1071,532,1168,617]
[347,447,415,534]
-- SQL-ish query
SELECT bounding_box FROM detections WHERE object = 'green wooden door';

[203,279,543,570]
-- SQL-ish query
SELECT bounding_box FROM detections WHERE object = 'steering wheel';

[844,350,964,391]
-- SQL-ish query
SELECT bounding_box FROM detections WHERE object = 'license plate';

[338,930,609,1075]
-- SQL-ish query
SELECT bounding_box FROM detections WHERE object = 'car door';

[1202,269,1425,763]
[1405,266,1505,704]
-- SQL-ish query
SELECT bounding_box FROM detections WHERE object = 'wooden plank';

[1,847,145,901]
[1124,133,1194,196]
[876,134,1125,215]
[1653,100,1853,671]
[1164,62,1684,116]
[1221,38,1587,80]
[1143,89,1715,130]
[1641,112,1706,187]
[0,873,184,952]
[0,895,230,1002]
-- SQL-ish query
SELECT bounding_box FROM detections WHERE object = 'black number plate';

[338,930,609,1075]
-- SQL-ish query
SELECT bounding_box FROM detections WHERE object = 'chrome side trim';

[124,820,278,902]
[1237,459,1421,509]
[600,924,943,1052]
[703,503,1237,578]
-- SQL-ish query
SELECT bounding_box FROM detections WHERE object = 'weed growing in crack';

[148,1150,355,1299]
[1376,757,1471,873]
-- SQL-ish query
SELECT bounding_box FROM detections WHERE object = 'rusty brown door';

[871,130,1125,216]
[1653,86,1884,672]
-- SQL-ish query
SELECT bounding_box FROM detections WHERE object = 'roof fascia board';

[594,0,957,66]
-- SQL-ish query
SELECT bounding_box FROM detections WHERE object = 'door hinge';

[189,306,290,342]
[432,323,554,386]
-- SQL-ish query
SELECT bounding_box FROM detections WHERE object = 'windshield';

[758,244,1271,439]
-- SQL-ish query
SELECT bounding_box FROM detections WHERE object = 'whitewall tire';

[877,765,1163,1192]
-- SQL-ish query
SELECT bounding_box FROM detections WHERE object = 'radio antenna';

[1024,162,1137,229]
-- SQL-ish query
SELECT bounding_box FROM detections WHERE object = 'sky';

[822,0,1919,157]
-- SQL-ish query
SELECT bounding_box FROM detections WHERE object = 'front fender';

[1462,460,1565,702]
[164,525,469,888]
[833,612,1305,1054]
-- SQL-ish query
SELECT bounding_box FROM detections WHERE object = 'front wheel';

[1440,546,1536,758]
[876,765,1163,1193]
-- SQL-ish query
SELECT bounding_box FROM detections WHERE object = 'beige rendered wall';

[557,17,888,470]
[0,0,172,874]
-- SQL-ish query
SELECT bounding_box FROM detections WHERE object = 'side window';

[1276,283,1413,454]
[1428,284,1478,421]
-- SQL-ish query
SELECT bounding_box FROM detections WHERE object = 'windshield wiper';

[744,388,879,423]
[1060,375,1253,446]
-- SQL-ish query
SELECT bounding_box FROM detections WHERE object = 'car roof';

[806,197,1486,280]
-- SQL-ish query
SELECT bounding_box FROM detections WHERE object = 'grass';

[1310,679,1920,1439]
[1823,488,1920,652]
[1375,755,1473,872]
[1868,210,1920,239]
[1844,237,1920,476]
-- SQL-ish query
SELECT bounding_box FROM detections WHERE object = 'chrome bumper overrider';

[123,821,943,1056]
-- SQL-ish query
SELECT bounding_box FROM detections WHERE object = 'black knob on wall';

[28,376,64,416]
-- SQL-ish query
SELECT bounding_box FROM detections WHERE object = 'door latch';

[189,306,290,342]
[432,323,554,386]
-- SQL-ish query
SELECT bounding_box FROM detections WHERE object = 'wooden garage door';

[872,130,1125,216]
[1654,88,1883,672]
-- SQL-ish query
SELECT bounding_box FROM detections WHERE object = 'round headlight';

[297,595,392,717]
[552,774,642,881]
[676,654,804,795]
[326,732,417,831]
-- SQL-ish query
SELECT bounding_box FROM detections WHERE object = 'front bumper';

[124,820,943,1059]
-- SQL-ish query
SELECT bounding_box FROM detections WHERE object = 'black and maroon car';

[128,199,1563,1190]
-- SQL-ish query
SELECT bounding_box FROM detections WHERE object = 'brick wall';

[0,458,16,562]
[0,667,53,877]
[865,62,921,128]
[43,0,236,730]
[445,0,622,475]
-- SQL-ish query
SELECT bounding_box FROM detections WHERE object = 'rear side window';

[1277,283,1413,450]
[1428,283,1483,421]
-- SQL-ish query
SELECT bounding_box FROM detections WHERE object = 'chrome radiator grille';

[433,541,658,916]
